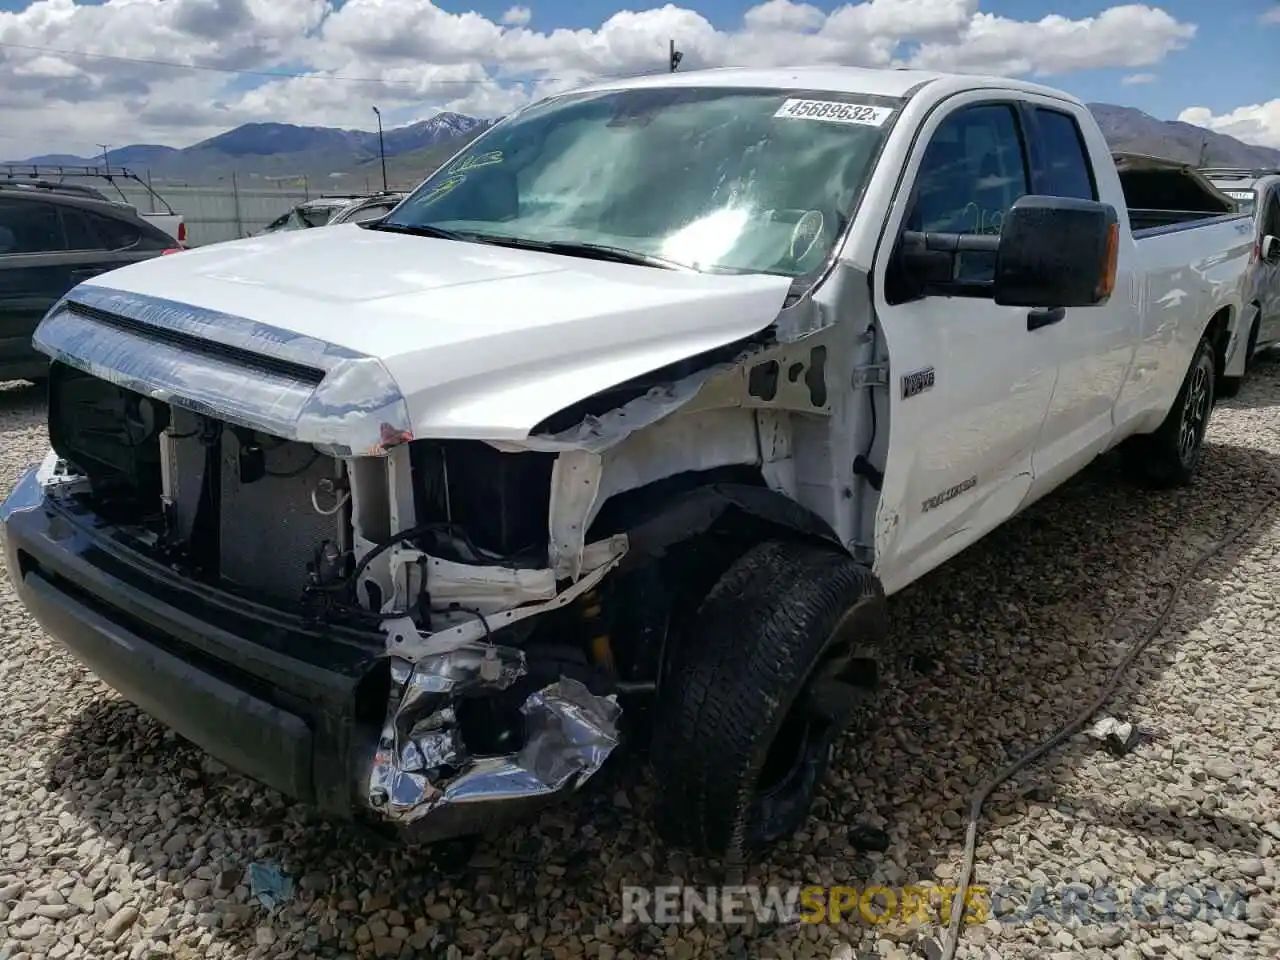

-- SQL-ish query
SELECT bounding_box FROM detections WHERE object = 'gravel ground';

[0,360,1277,960]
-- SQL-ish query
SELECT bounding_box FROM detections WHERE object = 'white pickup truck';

[1,66,1255,859]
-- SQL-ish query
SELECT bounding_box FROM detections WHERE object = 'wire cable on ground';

[938,485,1280,960]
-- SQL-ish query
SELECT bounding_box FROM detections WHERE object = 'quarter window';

[91,214,141,251]
[1034,108,1097,201]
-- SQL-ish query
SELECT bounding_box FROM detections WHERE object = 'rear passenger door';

[1018,100,1138,502]
[0,197,72,356]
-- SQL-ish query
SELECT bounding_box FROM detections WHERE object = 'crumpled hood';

[37,225,793,453]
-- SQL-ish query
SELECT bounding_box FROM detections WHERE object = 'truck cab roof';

[566,64,1089,108]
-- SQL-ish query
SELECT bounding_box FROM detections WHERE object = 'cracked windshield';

[383,88,895,277]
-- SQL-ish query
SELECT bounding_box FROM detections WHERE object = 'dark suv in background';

[0,182,180,384]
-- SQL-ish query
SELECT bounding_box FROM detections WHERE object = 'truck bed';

[1113,151,1245,238]
[1128,208,1247,238]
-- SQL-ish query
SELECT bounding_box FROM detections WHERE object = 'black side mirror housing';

[993,195,1119,308]
[897,195,1119,308]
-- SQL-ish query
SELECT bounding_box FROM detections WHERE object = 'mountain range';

[6,103,1278,191]
[6,112,496,189]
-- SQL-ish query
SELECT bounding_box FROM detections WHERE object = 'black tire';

[1217,309,1259,399]
[1123,335,1214,488]
[650,538,887,859]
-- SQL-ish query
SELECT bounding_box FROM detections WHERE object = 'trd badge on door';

[901,366,935,399]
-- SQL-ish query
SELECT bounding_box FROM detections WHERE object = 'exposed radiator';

[218,429,343,602]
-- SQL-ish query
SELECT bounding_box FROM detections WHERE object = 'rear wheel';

[1123,335,1215,488]
[650,538,887,859]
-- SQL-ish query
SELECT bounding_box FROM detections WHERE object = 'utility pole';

[97,143,111,170]
[372,106,388,193]
[669,39,682,72]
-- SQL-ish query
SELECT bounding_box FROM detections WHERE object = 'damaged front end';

[371,648,620,841]
[20,290,644,839]
[15,251,836,838]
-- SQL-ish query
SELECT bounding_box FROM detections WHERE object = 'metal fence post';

[231,170,244,238]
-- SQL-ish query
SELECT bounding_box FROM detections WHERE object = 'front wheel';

[1122,335,1215,488]
[649,538,888,859]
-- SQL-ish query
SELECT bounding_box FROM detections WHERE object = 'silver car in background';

[1201,167,1280,370]
[256,192,406,235]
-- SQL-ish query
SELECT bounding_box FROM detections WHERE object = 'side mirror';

[1262,235,1280,262]
[992,196,1120,308]
[897,195,1120,308]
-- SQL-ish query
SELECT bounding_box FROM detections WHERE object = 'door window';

[1263,190,1280,238]
[1034,108,1097,200]
[908,103,1029,238]
[901,103,1031,288]
[90,214,142,251]
[0,199,67,254]
[61,209,101,251]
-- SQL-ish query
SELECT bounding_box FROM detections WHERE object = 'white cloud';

[1261,7,1280,25]
[1178,101,1280,150]
[1122,72,1156,85]
[0,0,1198,158]
[501,6,532,27]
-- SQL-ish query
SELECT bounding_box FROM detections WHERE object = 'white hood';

[51,225,792,447]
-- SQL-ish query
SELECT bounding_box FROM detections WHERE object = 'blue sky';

[394,0,1271,121]
[0,0,1276,155]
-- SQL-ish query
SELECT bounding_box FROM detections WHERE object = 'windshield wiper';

[363,221,467,241]
[364,222,679,270]
[477,237,680,270]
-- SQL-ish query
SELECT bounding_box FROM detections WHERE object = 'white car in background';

[1201,166,1280,374]
[257,192,406,235]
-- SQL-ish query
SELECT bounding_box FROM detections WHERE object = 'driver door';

[869,97,1059,593]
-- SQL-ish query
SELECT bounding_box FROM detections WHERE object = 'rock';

[1204,760,1239,780]
[426,902,452,922]
[1236,859,1265,878]
[300,872,329,893]
[11,899,40,921]
[11,917,43,939]
[104,905,140,940]
[67,884,96,914]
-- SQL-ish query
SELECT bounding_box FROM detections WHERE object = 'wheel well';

[587,470,844,567]
[586,473,851,689]
[1204,307,1233,381]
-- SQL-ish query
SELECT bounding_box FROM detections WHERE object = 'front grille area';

[48,361,345,606]
[217,429,343,601]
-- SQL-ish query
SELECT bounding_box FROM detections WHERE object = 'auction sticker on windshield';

[774,99,892,126]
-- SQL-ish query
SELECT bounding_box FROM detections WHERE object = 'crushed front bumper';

[0,463,621,839]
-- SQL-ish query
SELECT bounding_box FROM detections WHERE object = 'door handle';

[1027,307,1066,331]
